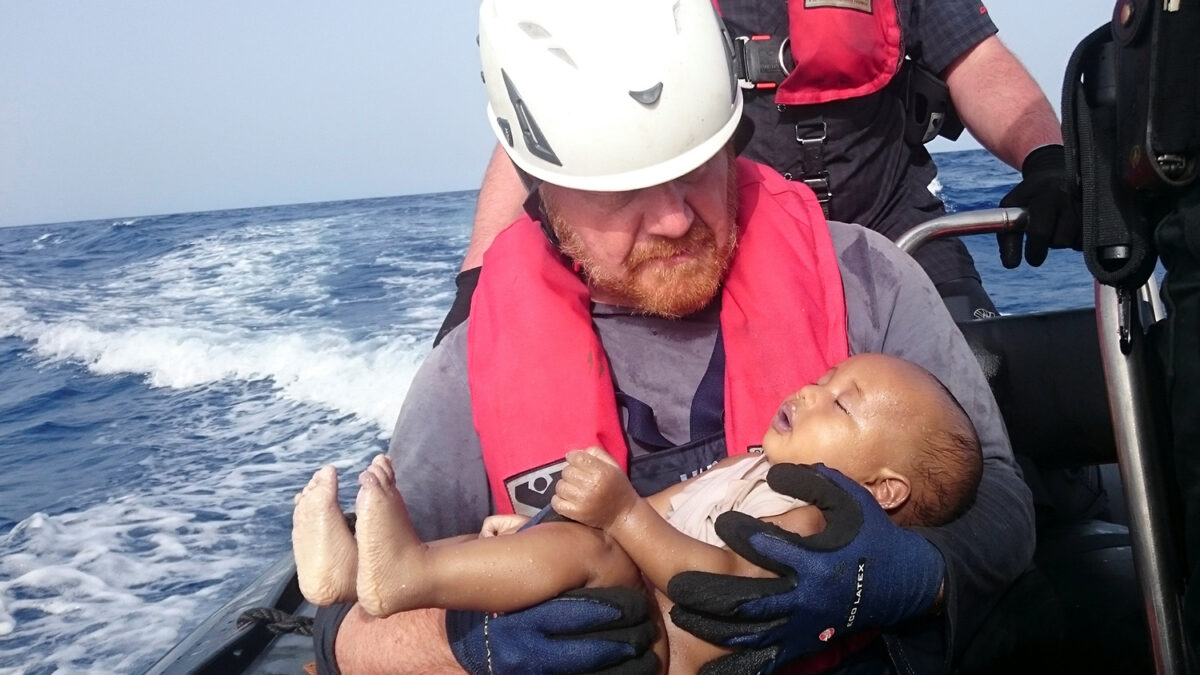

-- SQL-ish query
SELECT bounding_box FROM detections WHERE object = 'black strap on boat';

[1063,22,1158,291]
[1065,2,1200,293]
[237,607,314,636]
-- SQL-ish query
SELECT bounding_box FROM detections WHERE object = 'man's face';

[540,148,738,318]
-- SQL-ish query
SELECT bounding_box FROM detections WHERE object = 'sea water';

[0,150,1097,673]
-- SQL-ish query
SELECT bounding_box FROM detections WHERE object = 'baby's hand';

[552,447,638,530]
[480,514,530,538]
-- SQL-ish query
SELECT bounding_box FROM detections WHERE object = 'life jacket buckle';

[733,35,793,90]
[792,121,832,207]
[794,120,828,146]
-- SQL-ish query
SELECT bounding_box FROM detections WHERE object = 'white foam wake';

[0,388,388,673]
[0,299,424,434]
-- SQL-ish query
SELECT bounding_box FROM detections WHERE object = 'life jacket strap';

[779,120,832,217]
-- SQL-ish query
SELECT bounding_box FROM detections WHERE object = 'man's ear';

[865,468,911,512]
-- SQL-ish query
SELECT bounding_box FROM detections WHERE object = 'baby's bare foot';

[291,466,357,606]
[355,455,427,617]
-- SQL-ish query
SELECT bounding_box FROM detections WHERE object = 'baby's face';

[760,353,938,482]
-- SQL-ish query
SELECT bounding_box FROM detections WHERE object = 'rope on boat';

[237,607,314,636]
[232,512,355,638]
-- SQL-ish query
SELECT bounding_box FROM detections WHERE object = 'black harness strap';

[788,119,832,216]
[1064,23,1159,291]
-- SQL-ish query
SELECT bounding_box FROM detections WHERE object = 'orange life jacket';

[468,158,849,513]
[718,0,904,105]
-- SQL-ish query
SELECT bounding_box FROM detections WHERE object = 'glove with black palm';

[446,587,659,675]
[666,464,945,674]
[998,144,1082,268]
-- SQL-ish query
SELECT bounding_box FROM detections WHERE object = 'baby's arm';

[552,449,823,592]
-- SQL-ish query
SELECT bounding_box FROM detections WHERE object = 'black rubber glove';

[446,587,659,674]
[666,464,944,674]
[998,144,1082,268]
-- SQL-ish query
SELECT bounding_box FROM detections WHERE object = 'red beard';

[546,156,739,318]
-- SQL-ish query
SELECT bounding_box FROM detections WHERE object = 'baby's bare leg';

[354,454,429,616]
[354,455,646,617]
[292,465,358,606]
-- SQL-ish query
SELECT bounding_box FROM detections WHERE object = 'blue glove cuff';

[446,609,490,674]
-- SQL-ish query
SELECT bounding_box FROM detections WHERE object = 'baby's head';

[760,353,982,527]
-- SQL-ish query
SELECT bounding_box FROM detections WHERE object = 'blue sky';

[0,2,1114,228]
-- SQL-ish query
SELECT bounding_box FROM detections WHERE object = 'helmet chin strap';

[519,183,559,249]
[732,115,756,157]
[514,163,539,193]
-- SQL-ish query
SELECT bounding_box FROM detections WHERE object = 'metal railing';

[898,208,1186,675]
[894,207,1027,253]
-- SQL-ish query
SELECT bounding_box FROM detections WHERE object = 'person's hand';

[480,514,530,537]
[666,464,945,674]
[446,588,658,674]
[552,447,639,530]
[998,144,1082,268]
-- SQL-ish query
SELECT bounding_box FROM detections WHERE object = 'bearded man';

[311,0,1034,672]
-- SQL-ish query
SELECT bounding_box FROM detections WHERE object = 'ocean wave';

[0,401,387,673]
[1,503,265,674]
[30,232,66,250]
[1,304,423,434]
[0,192,473,674]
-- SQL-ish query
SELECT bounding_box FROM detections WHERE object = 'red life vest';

[468,158,849,514]
[717,0,903,105]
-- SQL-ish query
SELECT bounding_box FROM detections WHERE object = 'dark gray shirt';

[387,220,1035,664]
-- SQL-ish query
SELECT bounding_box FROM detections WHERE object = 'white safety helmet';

[478,0,743,192]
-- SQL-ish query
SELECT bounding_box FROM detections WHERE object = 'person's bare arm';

[334,605,464,674]
[945,35,1062,170]
[460,144,526,271]
[553,449,823,592]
